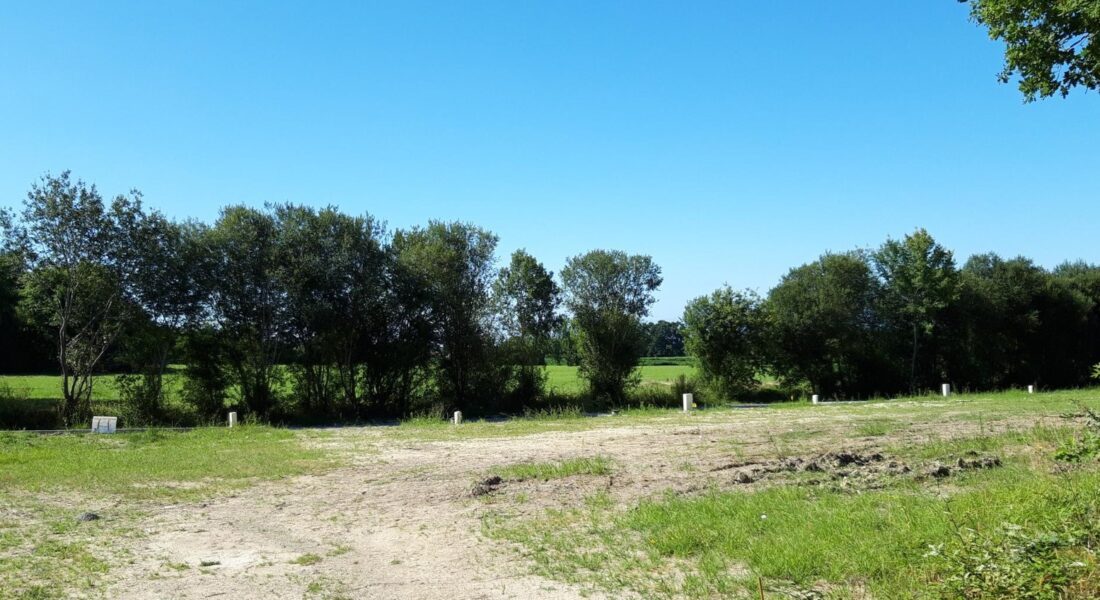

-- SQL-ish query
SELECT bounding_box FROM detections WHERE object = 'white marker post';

[682,393,693,413]
[91,416,117,434]
[811,394,820,405]
[228,411,237,428]
[453,411,463,425]
[941,383,951,397]
[1027,385,1035,394]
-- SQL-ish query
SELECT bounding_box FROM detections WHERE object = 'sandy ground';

[101,403,1047,599]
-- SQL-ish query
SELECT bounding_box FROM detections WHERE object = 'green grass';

[492,457,612,481]
[0,374,133,400]
[479,390,1100,598]
[0,359,697,402]
[543,363,697,394]
[487,434,1100,598]
[0,426,332,500]
[290,553,323,566]
[853,417,897,437]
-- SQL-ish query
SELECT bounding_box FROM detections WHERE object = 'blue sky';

[1,1,1097,320]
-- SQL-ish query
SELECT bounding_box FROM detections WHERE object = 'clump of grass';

[290,553,322,566]
[492,457,612,482]
[522,406,584,420]
[397,410,447,428]
[854,418,896,437]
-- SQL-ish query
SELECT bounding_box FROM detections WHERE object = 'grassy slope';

[479,390,1100,599]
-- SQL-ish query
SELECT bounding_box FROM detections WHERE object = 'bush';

[932,520,1099,599]
[1054,405,1100,463]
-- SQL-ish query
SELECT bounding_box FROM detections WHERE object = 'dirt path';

[105,404,1039,599]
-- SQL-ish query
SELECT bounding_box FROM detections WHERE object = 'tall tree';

[494,249,561,405]
[394,221,501,413]
[560,250,662,403]
[114,217,211,422]
[873,229,959,393]
[6,172,148,425]
[207,206,287,417]
[683,287,763,400]
[765,252,885,397]
[273,204,393,417]
[964,0,1100,101]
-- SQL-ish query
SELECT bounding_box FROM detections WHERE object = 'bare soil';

[102,403,1042,599]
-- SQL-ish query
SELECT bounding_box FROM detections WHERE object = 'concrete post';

[682,393,693,412]
[453,411,463,425]
[1027,385,1035,394]
[941,383,951,397]
[228,411,237,428]
[811,394,820,405]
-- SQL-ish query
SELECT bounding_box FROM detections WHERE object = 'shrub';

[932,520,1099,599]
[1054,405,1100,463]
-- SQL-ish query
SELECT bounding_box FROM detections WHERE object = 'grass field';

[2,388,1099,598]
[543,363,696,394]
[2,362,698,402]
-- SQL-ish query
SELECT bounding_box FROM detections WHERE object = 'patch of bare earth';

[101,405,1041,599]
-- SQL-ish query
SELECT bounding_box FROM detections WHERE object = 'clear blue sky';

[2,1,1097,321]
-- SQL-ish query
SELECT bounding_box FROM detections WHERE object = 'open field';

[2,362,698,402]
[2,389,1100,599]
[543,364,696,395]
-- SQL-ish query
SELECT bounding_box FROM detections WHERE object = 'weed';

[491,457,612,482]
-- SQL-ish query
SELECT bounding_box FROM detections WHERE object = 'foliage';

[1054,404,1100,462]
[874,228,959,393]
[643,320,685,357]
[5,172,153,425]
[180,327,231,420]
[933,519,1099,599]
[495,249,562,407]
[561,250,662,404]
[682,286,763,400]
[6,171,1100,427]
[765,251,884,398]
[965,0,1100,101]
[947,255,1091,390]
[206,206,286,417]
[395,221,506,414]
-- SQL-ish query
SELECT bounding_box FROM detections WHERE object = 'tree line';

[3,173,1100,427]
[684,229,1100,400]
[0,173,663,426]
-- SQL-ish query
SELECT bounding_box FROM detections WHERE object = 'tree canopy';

[965,0,1100,100]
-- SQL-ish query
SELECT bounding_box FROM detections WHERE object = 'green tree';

[394,221,502,413]
[560,250,662,404]
[683,287,763,400]
[874,229,959,393]
[273,205,390,417]
[1053,260,1100,378]
[643,320,685,357]
[765,252,885,398]
[964,0,1100,101]
[6,173,149,425]
[494,249,561,405]
[114,217,211,422]
[207,206,287,418]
